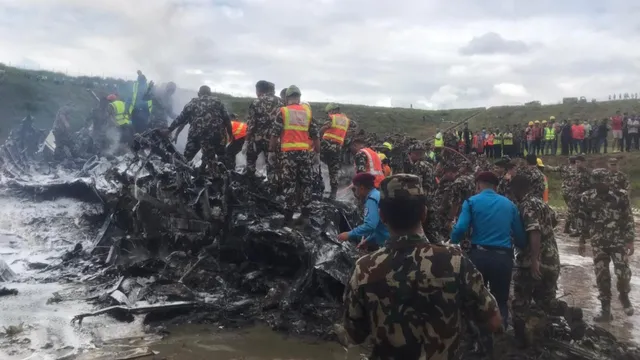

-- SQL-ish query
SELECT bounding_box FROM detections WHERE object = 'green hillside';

[2,63,639,141]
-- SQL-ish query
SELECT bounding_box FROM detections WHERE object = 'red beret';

[475,171,499,185]
[352,172,376,186]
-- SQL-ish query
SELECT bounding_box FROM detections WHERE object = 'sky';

[1,0,640,110]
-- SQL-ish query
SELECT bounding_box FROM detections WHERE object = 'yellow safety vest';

[544,127,555,141]
[129,81,153,115]
[494,134,502,145]
[503,133,513,145]
[110,100,130,126]
[434,133,444,148]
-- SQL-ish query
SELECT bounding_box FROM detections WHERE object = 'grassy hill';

[2,63,640,140]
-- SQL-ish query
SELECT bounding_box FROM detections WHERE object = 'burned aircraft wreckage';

[0,122,639,359]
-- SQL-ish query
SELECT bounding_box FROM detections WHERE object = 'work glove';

[268,152,276,165]
[241,142,248,155]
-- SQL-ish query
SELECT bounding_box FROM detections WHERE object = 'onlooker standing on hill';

[583,120,592,154]
[622,112,630,152]
[626,116,639,151]
[571,120,585,154]
[533,121,543,155]
[611,111,623,152]
[597,118,608,154]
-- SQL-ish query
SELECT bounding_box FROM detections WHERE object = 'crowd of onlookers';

[444,111,640,157]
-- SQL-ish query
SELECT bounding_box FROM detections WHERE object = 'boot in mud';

[620,293,634,316]
[594,302,613,322]
[328,188,337,200]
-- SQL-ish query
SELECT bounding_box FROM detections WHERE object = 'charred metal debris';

[1,129,639,359]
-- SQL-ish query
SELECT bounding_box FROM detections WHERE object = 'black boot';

[513,319,528,349]
[620,293,635,316]
[594,301,613,322]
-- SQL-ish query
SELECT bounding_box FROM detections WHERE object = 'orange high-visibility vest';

[543,175,549,203]
[472,135,479,149]
[231,121,247,139]
[322,113,350,145]
[487,134,495,146]
[280,104,312,152]
[382,164,392,177]
[357,148,385,188]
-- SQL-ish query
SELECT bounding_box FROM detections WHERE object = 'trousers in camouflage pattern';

[184,129,226,174]
[512,266,559,322]
[320,140,341,192]
[280,151,313,212]
[593,246,632,302]
[245,138,269,174]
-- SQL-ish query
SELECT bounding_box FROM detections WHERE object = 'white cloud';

[493,83,529,97]
[0,0,639,110]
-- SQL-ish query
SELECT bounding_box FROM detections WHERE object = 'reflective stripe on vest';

[323,113,350,145]
[503,133,514,145]
[358,148,385,188]
[129,81,152,114]
[544,127,555,141]
[434,134,444,148]
[110,100,130,126]
[494,135,502,145]
[281,104,312,151]
[232,121,247,139]
[543,175,549,203]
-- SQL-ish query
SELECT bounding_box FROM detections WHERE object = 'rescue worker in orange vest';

[226,113,247,170]
[378,152,392,177]
[269,85,320,226]
[350,138,385,188]
[320,103,352,199]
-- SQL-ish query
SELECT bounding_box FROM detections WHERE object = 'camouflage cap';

[591,168,611,183]
[286,85,301,97]
[379,174,424,200]
[408,143,425,152]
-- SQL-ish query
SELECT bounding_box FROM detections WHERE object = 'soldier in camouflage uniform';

[246,80,282,176]
[320,103,354,199]
[406,143,437,198]
[167,86,233,175]
[495,160,517,202]
[269,85,320,225]
[517,154,546,202]
[546,156,577,233]
[510,174,561,347]
[144,81,177,129]
[341,174,502,359]
[608,157,630,193]
[577,168,635,321]
[446,164,476,220]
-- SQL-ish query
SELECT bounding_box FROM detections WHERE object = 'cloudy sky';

[1,0,639,110]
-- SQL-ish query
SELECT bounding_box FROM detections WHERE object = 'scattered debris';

[2,323,24,337]
[0,287,18,297]
[0,259,16,282]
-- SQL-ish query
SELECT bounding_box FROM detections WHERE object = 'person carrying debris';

[269,85,319,226]
[52,105,73,160]
[246,80,282,176]
[144,81,177,130]
[510,174,560,348]
[341,174,503,360]
[337,173,388,250]
[576,168,635,321]
[350,138,385,188]
[320,103,353,199]
[226,113,246,170]
[166,85,233,175]
[451,171,526,332]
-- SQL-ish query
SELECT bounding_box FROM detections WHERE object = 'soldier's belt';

[470,244,513,254]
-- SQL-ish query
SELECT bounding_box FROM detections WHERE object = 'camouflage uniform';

[576,170,634,306]
[246,94,283,174]
[610,171,631,193]
[354,151,369,173]
[270,103,319,213]
[447,174,475,218]
[512,194,560,334]
[433,176,455,238]
[407,155,437,197]
[320,139,342,192]
[144,87,175,129]
[517,166,545,202]
[496,176,513,201]
[168,94,231,174]
[342,174,499,360]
